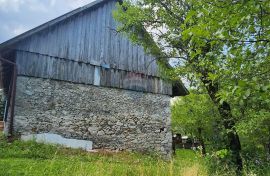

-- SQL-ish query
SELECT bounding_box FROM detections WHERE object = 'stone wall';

[14,76,172,157]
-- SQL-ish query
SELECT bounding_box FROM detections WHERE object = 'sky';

[0,0,94,43]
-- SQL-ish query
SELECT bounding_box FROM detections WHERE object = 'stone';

[13,76,172,158]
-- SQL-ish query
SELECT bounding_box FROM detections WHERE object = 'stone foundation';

[14,76,172,157]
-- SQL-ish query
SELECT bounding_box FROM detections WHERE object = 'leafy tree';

[171,92,221,155]
[114,0,270,173]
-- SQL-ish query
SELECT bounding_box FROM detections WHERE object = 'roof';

[0,0,116,50]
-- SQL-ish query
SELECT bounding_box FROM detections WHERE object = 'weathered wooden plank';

[11,0,175,95]
[94,66,101,86]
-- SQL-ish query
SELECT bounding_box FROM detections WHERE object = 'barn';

[0,0,187,157]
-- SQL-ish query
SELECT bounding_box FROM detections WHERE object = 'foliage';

[113,0,270,171]
[171,92,224,149]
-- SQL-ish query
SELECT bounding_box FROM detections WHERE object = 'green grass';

[0,135,207,176]
[0,135,269,176]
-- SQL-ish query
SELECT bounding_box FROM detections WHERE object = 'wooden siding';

[16,51,172,95]
[10,0,174,95]
[15,0,159,77]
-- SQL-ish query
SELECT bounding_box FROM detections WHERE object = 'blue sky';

[0,0,94,43]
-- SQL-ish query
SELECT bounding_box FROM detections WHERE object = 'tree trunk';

[219,101,243,174]
[200,76,243,174]
[197,127,206,156]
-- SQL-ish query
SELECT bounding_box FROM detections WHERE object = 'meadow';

[0,135,269,176]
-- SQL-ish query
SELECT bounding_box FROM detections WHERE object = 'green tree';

[114,0,270,173]
[172,92,220,155]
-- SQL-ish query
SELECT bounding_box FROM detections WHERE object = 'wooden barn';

[0,0,187,157]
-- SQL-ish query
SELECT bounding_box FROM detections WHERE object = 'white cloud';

[13,25,28,35]
[0,0,94,43]
[49,0,56,6]
[27,0,49,12]
[0,0,25,12]
[66,0,93,9]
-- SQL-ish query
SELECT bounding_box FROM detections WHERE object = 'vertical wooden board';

[56,22,63,57]
[104,3,111,65]
[76,15,83,62]
[110,69,115,87]
[125,37,131,69]
[70,61,76,82]
[94,66,101,86]
[66,60,72,82]
[80,63,86,83]
[53,58,59,79]
[116,22,123,69]
[114,69,120,88]
[47,56,54,79]
[67,18,73,60]
[42,30,50,55]
[107,2,115,66]
[80,13,87,62]
[71,61,77,82]
[55,25,62,57]
[114,30,120,69]
[31,54,38,77]
[51,57,58,80]
[42,29,49,56]
[78,14,85,62]
[153,77,158,94]
[106,69,111,87]
[74,61,80,83]
[91,9,98,62]
[80,63,85,83]
[119,70,124,89]
[34,54,41,78]
[137,46,143,73]
[99,4,106,64]
[95,7,103,63]
[28,34,35,53]
[149,76,154,93]
[54,58,59,80]
[149,56,155,76]
[20,52,28,76]
[70,16,78,61]
[36,32,43,54]
[122,71,127,89]
[127,39,133,72]
[62,59,68,81]
[74,61,79,82]
[87,64,94,85]
[39,55,45,78]
[79,63,83,83]
[15,52,23,75]
[82,13,90,62]
[45,27,53,55]
[27,35,34,53]
[50,26,59,57]
[84,12,90,61]
[61,21,69,59]
[152,57,158,77]
[26,52,32,76]
[71,18,78,61]
[39,55,46,78]
[134,45,139,72]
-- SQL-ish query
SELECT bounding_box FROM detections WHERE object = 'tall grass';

[0,134,269,176]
